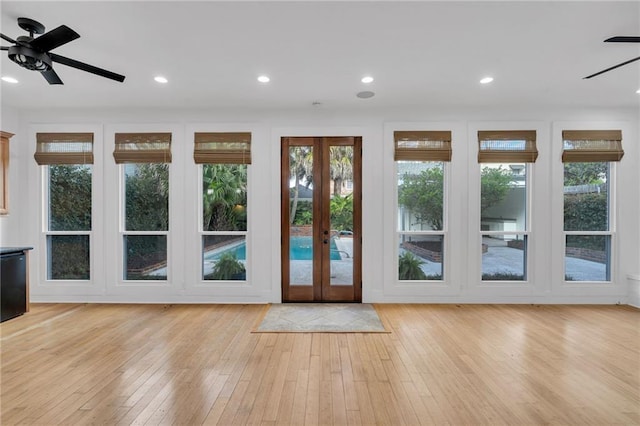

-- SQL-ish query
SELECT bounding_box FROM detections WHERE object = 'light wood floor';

[1,304,638,425]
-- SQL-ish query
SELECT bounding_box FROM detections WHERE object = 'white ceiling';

[1,1,639,111]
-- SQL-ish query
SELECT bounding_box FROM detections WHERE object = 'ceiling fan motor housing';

[8,44,52,71]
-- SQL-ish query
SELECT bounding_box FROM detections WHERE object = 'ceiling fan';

[584,36,640,79]
[0,17,125,84]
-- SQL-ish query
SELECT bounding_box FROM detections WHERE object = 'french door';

[281,137,362,302]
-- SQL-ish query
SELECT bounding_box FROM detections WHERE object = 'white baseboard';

[627,274,640,308]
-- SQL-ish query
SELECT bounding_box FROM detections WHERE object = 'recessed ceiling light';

[257,75,270,83]
[636,89,640,94]
[480,77,494,84]
[356,91,375,99]
[154,76,168,84]
[361,76,374,84]
[1,76,19,84]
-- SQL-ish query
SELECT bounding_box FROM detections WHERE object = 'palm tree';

[203,164,247,231]
[289,146,313,224]
[329,146,353,196]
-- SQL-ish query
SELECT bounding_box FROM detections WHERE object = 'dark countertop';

[0,247,34,255]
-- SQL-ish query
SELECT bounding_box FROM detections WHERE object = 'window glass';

[124,235,167,280]
[565,235,610,281]
[47,165,91,280]
[49,165,91,231]
[480,164,526,232]
[125,163,169,232]
[202,164,247,231]
[47,235,90,280]
[398,234,443,280]
[397,162,444,231]
[480,163,528,281]
[563,162,610,281]
[481,235,526,280]
[201,164,248,281]
[202,235,246,280]
[563,162,609,232]
[396,161,445,281]
[123,163,169,281]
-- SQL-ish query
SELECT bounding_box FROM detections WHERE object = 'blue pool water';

[290,237,341,260]
[207,237,341,261]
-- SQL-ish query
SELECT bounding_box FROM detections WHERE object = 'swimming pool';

[205,236,341,261]
[289,236,341,260]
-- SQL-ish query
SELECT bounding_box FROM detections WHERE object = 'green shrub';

[209,252,246,280]
[564,193,607,233]
[398,252,427,280]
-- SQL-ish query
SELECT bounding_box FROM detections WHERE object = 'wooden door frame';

[281,136,362,302]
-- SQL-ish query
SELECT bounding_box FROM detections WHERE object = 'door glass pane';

[481,234,526,280]
[481,164,526,232]
[565,235,610,281]
[124,235,167,280]
[203,235,246,280]
[289,146,313,285]
[47,235,90,280]
[329,146,354,285]
[398,234,443,280]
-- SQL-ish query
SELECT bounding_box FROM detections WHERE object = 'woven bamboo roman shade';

[477,130,538,163]
[194,132,252,164]
[562,130,623,162]
[113,133,172,164]
[394,131,452,162]
[34,133,94,165]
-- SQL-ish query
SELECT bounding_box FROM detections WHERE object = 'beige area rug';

[254,303,389,333]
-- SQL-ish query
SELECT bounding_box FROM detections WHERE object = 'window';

[36,132,93,280]
[478,130,537,281]
[562,130,622,282]
[114,133,171,280]
[195,132,250,281]
[395,131,451,281]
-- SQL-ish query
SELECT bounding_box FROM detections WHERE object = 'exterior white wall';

[481,187,526,234]
[7,106,639,304]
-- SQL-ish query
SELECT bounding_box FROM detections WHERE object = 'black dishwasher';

[1,252,27,322]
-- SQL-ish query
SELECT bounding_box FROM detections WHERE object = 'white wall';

[8,106,639,304]
[0,106,27,246]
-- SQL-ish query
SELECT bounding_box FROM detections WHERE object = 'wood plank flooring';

[1,303,638,425]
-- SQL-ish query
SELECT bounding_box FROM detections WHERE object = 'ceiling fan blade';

[605,36,640,43]
[1,33,17,44]
[50,53,125,82]
[41,69,64,85]
[1,46,9,51]
[30,25,80,52]
[584,55,640,79]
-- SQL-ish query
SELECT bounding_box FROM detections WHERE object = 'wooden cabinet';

[0,131,13,215]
